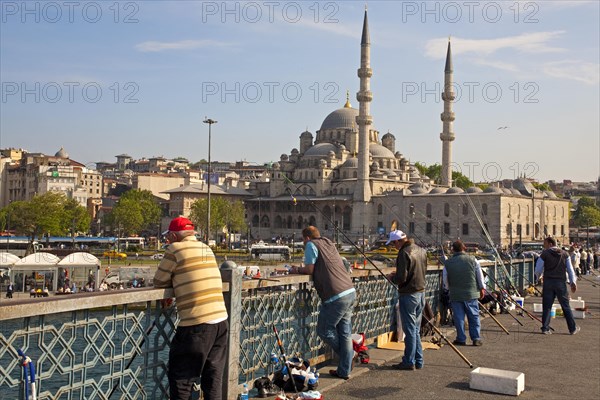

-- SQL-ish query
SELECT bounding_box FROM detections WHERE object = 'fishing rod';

[461,194,521,295]
[511,256,543,296]
[272,324,299,395]
[279,175,477,368]
[576,274,598,287]
[478,300,510,335]
[422,314,474,368]
[480,271,525,327]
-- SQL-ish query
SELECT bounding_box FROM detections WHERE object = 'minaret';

[352,8,373,233]
[440,39,455,187]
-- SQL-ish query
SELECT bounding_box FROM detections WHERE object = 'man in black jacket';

[388,230,427,370]
[535,236,579,335]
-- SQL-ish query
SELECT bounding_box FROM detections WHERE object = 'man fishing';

[387,230,427,370]
[153,217,229,400]
[443,240,485,346]
[535,236,580,335]
[289,226,355,380]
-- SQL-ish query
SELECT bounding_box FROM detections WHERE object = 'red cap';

[168,217,195,232]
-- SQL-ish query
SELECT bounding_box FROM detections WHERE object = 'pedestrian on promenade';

[535,236,580,335]
[289,226,355,380]
[443,240,485,346]
[153,217,229,400]
[388,230,427,370]
[6,282,13,299]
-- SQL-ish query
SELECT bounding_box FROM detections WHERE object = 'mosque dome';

[304,143,338,157]
[280,154,289,161]
[544,190,558,198]
[384,169,398,177]
[382,132,395,140]
[483,186,504,194]
[502,188,513,195]
[369,143,396,158]
[465,186,483,194]
[341,157,358,168]
[510,188,522,195]
[446,187,465,194]
[320,107,359,131]
[408,183,430,194]
[300,130,313,138]
[55,147,69,158]
[430,187,448,194]
[291,148,299,155]
[272,162,280,170]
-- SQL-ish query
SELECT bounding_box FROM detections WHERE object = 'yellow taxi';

[103,250,127,259]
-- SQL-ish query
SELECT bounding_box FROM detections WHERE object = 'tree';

[189,197,247,240]
[62,198,91,235]
[532,182,551,192]
[414,162,473,189]
[110,190,161,236]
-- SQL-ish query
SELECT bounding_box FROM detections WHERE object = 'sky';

[1,0,599,184]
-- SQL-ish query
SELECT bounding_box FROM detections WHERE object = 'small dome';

[466,186,483,193]
[320,107,359,131]
[483,186,504,194]
[280,154,289,161]
[300,130,313,138]
[328,150,336,158]
[395,152,403,159]
[339,144,346,151]
[502,188,512,194]
[341,157,358,169]
[409,183,429,194]
[369,143,396,158]
[304,143,337,157]
[510,188,521,195]
[291,148,299,155]
[371,170,384,177]
[382,132,395,140]
[544,190,558,198]
[385,169,398,177]
[446,187,465,194]
[55,147,69,158]
[430,187,448,194]
[319,159,327,167]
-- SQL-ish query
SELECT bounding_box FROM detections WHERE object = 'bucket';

[533,303,543,313]
[550,306,557,318]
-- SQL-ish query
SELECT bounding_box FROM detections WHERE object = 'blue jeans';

[398,292,425,367]
[542,278,576,333]
[451,299,481,343]
[317,291,356,377]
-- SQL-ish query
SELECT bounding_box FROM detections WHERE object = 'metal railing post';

[220,266,242,400]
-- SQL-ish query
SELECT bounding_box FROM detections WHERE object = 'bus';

[0,237,42,257]
[250,242,291,261]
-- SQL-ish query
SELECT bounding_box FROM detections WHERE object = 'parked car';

[103,250,127,259]
[151,253,164,260]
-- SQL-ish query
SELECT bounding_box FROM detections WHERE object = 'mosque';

[246,10,569,248]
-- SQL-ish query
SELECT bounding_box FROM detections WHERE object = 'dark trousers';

[541,279,576,333]
[168,320,228,400]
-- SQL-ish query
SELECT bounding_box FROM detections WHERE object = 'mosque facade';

[244,10,569,248]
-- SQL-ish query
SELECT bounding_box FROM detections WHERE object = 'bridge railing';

[0,258,533,400]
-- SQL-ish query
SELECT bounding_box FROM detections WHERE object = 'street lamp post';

[203,117,217,243]
[6,206,10,251]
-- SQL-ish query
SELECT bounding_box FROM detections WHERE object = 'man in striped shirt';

[154,217,228,400]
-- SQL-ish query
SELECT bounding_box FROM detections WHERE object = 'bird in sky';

[497,126,509,130]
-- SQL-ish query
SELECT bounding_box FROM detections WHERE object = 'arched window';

[378,204,383,215]
[409,203,415,216]
[482,203,488,215]
[462,203,468,215]
[444,203,450,217]
[426,203,432,218]
[353,171,357,178]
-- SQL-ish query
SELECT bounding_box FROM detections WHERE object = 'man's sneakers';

[452,340,466,346]
[328,370,349,380]
[570,326,581,335]
[472,340,483,346]
[541,330,552,335]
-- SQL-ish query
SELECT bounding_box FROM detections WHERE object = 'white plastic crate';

[470,367,525,396]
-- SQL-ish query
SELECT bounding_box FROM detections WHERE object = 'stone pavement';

[313,276,600,400]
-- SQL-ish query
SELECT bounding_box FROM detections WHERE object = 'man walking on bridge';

[535,236,579,335]
[154,217,229,400]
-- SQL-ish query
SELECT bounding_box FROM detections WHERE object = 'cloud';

[425,32,566,59]
[291,19,359,39]
[470,58,519,72]
[135,39,235,52]
[543,61,600,85]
